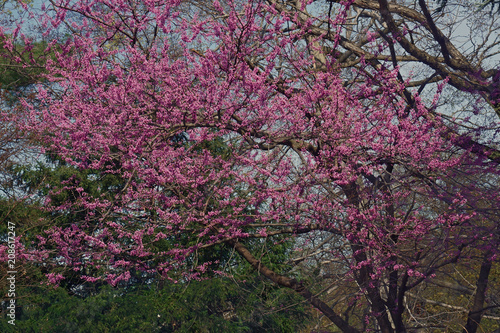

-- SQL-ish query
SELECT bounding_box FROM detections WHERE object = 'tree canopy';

[1,0,500,332]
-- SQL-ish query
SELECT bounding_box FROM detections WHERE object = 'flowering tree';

[2,0,500,331]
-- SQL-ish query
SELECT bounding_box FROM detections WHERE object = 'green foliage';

[0,143,310,332]
[0,39,48,93]
[11,155,125,217]
[1,275,310,333]
[0,197,44,233]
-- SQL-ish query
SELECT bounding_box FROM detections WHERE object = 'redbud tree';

[2,0,500,331]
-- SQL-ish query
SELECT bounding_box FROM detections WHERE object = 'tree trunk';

[463,254,492,333]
